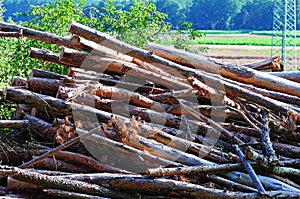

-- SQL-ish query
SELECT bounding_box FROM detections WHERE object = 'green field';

[167,30,300,46]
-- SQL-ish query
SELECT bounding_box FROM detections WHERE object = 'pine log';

[234,145,266,194]
[0,31,22,37]
[244,147,300,178]
[35,157,94,173]
[30,149,129,173]
[25,114,56,142]
[0,166,136,198]
[44,188,111,199]
[68,22,300,98]
[59,47,87,66]
[28,47,75,67]
[0,22,90,51]
[69,69,168,94]
[75,56,190,90]
[207,174,258,193]
[145,42,300,98]
[146,163,244,177]
[0,120,28,128]
[244,56,283,72]
[268,71,300,83]
[12,76,26,87]
[26,77,63,96]
[272,142,300,158]
[104,128,212,166]
[61,173,300,198]
[81,132,183,172]
[31,68,67,80]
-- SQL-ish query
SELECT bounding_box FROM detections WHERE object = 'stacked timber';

[0,21,299,198]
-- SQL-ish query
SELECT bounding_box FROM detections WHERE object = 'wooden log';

[35,157,94,173]
[81,131,183,173]
[44,188,110,199]
[244,147,300,178]
[0,120,28,128]
[69,69,168,94]
[19,126,103,169]
[145,42,300,99]
[79,56,190,90]
[103,128,212,166]
[207,174,258,193]
[0,31,22,37]
[61,173,300,198]
[26,77,63,96]
[0,22,90,51]
[260,110,278,164]
[0,166,136,198]
[59,47,87,66]
[244,56,283,72]
[25,114,56,142]
[234,145,266,194]
[30,149,129,174]
[12,76,26,87]
[28,47,75,67]
[217,72,300,107]
[7,177,40,191]
[268,71,300,83]
[272,142,300,158]
[146,163,245,177]
[68,22,300,98]
[31,68,67,80]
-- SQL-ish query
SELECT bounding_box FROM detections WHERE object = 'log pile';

[0,21,299,198]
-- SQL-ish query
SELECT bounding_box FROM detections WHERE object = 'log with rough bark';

[59,47,87,66]
[0,120,28,128]
[0,22,91,51]
[59,173,300,198]
[0,30,22,37]
[0,166,137,198]
[28,47,75,67]
[68,22,300,98]
[243,55,283,72]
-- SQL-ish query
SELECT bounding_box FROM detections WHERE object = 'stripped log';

[68,22,300,98]
[268,71,300,83]
[145,42,300,98]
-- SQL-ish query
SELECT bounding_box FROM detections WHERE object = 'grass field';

[167,30,300,46]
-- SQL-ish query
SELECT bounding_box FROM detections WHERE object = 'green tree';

[236,0,275,30]
[188,0,247,30]
[99,0,170,47]
[154,0,193,27]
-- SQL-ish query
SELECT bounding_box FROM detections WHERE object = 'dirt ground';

[197,34,300,70]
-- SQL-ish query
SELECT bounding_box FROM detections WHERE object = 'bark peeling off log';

[219,62,255,78]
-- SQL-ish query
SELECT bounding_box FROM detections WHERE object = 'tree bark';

[28,47,75,67]
[146,42,300,99]
[0,120,28,128]
[0,22,90,51]
[268,71,300,83]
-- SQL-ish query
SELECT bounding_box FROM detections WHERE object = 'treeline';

[2,0,300,30]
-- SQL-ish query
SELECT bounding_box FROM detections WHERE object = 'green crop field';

[165,30,300,47]
[195,30,300,46]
